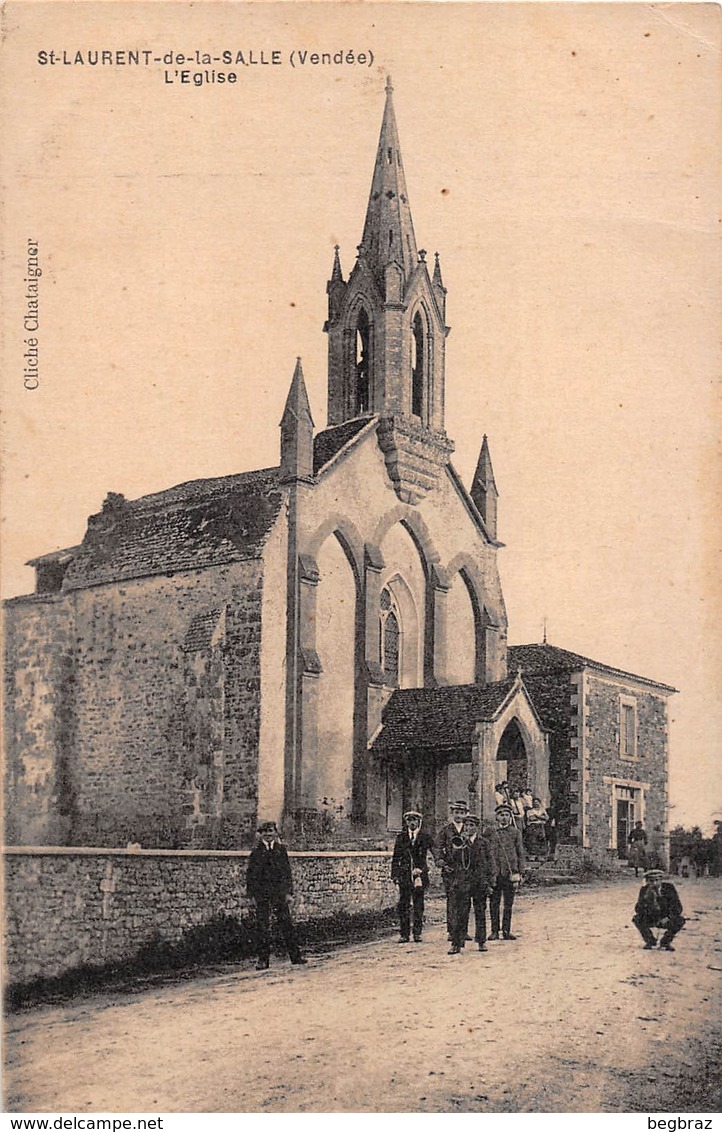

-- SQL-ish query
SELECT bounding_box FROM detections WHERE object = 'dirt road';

[5,877,722,1113]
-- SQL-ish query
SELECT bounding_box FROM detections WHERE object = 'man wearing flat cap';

[463,813,497,951]
[391,809,436,943]
[489,803,526,941]
[633,869,686,951]
[246,820,307,970]
[435,799,470,940]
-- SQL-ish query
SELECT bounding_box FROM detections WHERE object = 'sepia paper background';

[1,0,720,838]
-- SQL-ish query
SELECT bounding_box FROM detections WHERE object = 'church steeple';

[470,435,499,539]
[280,357,314,483]
[359,76,418,288]
[323,79,453,503]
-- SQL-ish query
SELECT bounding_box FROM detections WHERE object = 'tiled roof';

[62,467,284,590]
[371,678,517,754]
[313,418,373,474]
[508,644,676,693]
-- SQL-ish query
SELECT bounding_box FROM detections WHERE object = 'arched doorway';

[496,718,528,792]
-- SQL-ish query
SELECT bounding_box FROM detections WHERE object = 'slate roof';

[61,467,284,590]
[371,677,517,754]
[22,419,376,594]
[508,644,676,693]
[313,418,372,474]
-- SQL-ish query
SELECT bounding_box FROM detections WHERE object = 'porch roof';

[371,677,517,755]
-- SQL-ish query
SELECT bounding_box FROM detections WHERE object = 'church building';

[4,81,675,864]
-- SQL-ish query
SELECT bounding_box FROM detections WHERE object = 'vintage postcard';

[2,0,721,1117]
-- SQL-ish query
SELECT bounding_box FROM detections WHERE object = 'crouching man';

[247,820,307,970]
[633,868,685,951]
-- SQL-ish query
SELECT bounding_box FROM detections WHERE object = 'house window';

[620,695,638,759]
[380,587,401,687]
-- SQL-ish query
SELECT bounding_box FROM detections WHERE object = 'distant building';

[3,81,675,863]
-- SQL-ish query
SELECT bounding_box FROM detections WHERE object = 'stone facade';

[3,847,396,986]
[584,672,669,864]
[508,647,673,865]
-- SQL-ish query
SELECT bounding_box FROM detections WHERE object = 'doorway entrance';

[496,719,528,792]
[614,785,639,858]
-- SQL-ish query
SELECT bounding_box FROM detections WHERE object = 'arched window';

[379,587,401,687]
[411,310,425,419]
[355,308,371,415]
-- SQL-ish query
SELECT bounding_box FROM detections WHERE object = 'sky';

[2,2,720,832]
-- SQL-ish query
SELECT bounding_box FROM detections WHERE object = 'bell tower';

[324,78,454,504]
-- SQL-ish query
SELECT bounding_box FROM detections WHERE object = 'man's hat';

[449,799,469,811]
[644,868,665,880]
[258,820,278,833]
[495,803,513,815]
[403,809,423,820]
[462,813,480,826]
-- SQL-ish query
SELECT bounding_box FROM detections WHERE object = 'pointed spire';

[330,244,343,283]
[470,435,498,539]
[359,77,418,286]
[432,251,445,291]
[280,358,314,483]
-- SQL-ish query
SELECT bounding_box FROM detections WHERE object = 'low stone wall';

[3,846,396,987]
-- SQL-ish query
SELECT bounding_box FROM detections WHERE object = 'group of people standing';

[391,799,526,955]
[494,781,551,858]
[243,811,685,972]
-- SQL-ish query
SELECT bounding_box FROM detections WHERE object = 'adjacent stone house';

[3,81,675,865]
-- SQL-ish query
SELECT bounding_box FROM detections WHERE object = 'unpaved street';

[5,877,722,1113]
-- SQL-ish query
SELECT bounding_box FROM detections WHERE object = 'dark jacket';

[490,825,526,878]
[468,834,497,891]
[635,881,684,924]
[391,828,435,889]
[246,840,294,902]
[434,821,466,869]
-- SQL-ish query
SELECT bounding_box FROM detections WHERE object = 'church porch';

[369,672,550,835]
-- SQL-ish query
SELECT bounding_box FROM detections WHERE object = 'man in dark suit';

[391,809,436,943]
[434,799,469,939]
[633,868,686,950]
[246,820,307,970]
[463,813,497,951]
[489,803,526,941]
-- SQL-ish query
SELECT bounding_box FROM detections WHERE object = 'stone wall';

[4,559,266,849]
[4,846,396,986]
[520,671,576,838]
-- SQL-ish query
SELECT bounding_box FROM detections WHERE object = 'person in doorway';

[633,869,685,951]
[525,796,549,858]
[627,820,648,877]
[391,809,436,943]
[435,799,470,940]
[489,803,526,941]
[494,781,511,808]
[509,788,526,831]
[246,820,307,971]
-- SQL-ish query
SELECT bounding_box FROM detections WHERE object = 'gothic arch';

[382,573,422,689]
[443,553,487,683]
[310,531,361,823]
[496,716,532,792]
[371,506,441,579]
[409,300,433,424]
[307,514,365,585]
[344,293,378,418]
